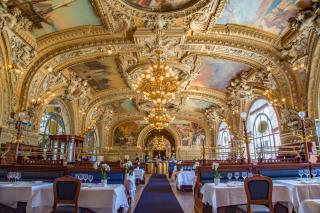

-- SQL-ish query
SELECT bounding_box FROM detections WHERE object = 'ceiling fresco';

[217,0,299,35]
[69,57,127,91]
[10,0,101,37]
[123,0,197,12]
[172,120,206,146]
[110,99,138,113]
[180,98,213,112]
[192,58,251,91]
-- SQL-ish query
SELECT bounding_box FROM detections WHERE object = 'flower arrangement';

[100,163,111,180]
[193,161,200,169]
[123,160,133,174]
[212,162,221,179]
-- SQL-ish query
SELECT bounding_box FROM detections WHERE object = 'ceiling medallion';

[122,0,199,12]
[144,104,174,131]
[105,0,213,20]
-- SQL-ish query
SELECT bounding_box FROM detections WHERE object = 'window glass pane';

[247,99,281,159]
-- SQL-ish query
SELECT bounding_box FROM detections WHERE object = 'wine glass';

[298,170,304,179]
[241,172,248,180]
[304,169,310,179]
[234,172,240,181]
[78,174,84,183]
[16,172,21,182]
[227,173,232,182]
[248,172,253,178]
[7,172,12,182]
[88,175,93,183]
[311,169,317,179]
[83,174,88,183]
[74,174,79,180]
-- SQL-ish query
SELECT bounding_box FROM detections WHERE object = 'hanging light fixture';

[144,104,174,130]
[131,49,187,105]
[152,136,167,150]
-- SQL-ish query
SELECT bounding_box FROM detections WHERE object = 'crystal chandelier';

[132,51,187,104]
[144,104,174,130]
[152,136,167,150]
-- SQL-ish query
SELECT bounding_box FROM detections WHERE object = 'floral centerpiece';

[193,161,200,169]
[123,160,133,175]
[212,162,221,184]
[100,163,111,181]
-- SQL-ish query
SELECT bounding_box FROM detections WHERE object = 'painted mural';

[192,58,251,91]
[217,0,298,35]
[113,121,147,146]
[11,0,101,37]
[111,99,138,113]
[69,57,127,91]
[124,0,195,12]
[173,120,206,146]
[180,98,214,112]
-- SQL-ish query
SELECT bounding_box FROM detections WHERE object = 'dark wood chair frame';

[53,175,81,213]
[243,175,274,213]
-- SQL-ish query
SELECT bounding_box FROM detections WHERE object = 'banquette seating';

[255,163,309,180]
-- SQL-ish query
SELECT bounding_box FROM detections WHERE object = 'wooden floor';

[129,174,194,213]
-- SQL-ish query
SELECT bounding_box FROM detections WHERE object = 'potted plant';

[212,162,221,185]
[100,163,110,186]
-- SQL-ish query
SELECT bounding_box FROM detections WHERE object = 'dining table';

[274,179,320,211]
[176,170,196,190]
[133,168,145,181]
[0,181,129,213]
[298,199,320,213]
[200,181,294,213]
[0,181,52,212]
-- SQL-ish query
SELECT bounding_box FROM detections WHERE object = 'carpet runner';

[134,174,184,213]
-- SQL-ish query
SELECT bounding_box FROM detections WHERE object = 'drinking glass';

[78,174,84,183]
[248,172,253,178]
[304,169,310,179]
[7,172,12,182]
[234,172,240,181]
[16,172,21,182]
[74,174,79,180]
[88,175,93,183]
[241,172,248,180]
[227,173,232,181]
[298,170,304,179]
[83,174,88,183]
[311,169,317,179]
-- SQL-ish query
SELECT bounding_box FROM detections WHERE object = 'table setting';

[176,170,196,190]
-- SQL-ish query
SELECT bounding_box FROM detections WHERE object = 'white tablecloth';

[275,179,320,211]
[126,174,136,201]
[176,171,195,190]
[200,182,293,213]
[0,181,52,211]
[299,199,320,213]
[32,183,128,213]
[133,168,145,181]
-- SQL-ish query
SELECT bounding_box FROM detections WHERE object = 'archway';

[144,129,176,159]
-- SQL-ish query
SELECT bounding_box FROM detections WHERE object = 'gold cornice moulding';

[36,28,129,52]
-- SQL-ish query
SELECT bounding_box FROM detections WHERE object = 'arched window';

[39,100,69,148]
[247,99,281,159]
[217,122,231,159]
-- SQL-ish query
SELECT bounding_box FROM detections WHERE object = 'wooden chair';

[53,175,81,213]
[236,175,274,213]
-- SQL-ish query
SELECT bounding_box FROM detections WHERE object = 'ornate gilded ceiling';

[0,0,319,140]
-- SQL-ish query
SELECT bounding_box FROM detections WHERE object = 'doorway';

[153,150,166,159]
